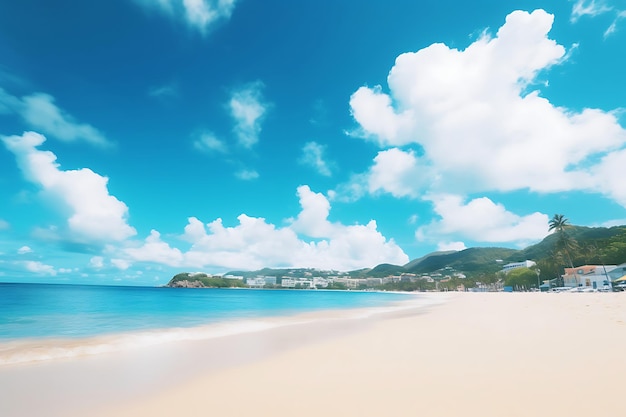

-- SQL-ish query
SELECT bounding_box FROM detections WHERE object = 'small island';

[166,272,247,288]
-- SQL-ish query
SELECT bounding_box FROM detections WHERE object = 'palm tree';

[548,214,577,269]
[548,214,570,234]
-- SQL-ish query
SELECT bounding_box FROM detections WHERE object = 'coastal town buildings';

[561,265,616,289]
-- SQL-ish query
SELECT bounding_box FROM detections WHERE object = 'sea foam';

[0,294,444,366]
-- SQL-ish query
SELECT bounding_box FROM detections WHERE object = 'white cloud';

[589,147,626,206]
[349,85,417,147]
[0,88,111,147]
[235,169,259,180]
[126,186,408,271]
[570,0,612,22]
[598,218,626,227]
[367,148,427,198]
[111,258,131,270]
[135,0,237,35]
[437,241,467,252]
[2,132,136,242]
[604,10,626,38]
[181,215,305,270]
[300,141,332,176]
[89,256,104,269]
[228,81,269,148]
[125,230,184,267]
[331,148,431,201]
[149,83,179,100]
[569,1,626,38]
[347,9,626,207]
[289,185,335,238]
[418,194,550,246]
[0,219,9,230]
[23,260,56,276]
[17,246,32,254]
[193,131,228,153]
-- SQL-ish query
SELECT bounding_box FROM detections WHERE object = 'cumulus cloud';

[289,185,335,238]
[2,132,136,242]
[367,148,427,198]
[228,81,269,148]
[111,258,131,270]
[347,9,626,206]
[89,256,104,269]
[0,88,110,147]
[418,194,550,246]
[135,0,237,35]
[125,230,184,267]
[331,148,431,202]
[23,260,56,276]
[300,141,332,176]
[125,186,408,271]
[17,246,32,254]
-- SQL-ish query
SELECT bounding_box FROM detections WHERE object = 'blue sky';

[1,0,626,285]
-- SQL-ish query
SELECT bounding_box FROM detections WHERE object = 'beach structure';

[561,265,616,289]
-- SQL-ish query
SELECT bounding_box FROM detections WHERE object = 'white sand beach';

[2,292,625,417]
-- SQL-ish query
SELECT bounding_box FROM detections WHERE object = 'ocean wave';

[0,293,446,366]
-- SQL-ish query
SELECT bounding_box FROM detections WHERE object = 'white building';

[224,274,244,280]
[502,260,536,273]
[562,265,616,289]
[313,277,329,288]
[281,278,297,288]
[246,277,266,287]
[366,277,383,287]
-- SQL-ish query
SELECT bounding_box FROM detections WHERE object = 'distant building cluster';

[222,268,472,291]
[498,259,626,292]
[209,259,626,293]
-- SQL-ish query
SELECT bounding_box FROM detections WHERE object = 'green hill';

[366,263,407,277]
[405,247,519,275]
[518,225,626,264]
[216,225,626,284]
[402,251,456,270]
[167,272,246,288]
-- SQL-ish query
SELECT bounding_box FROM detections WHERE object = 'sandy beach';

[2,292,625,417]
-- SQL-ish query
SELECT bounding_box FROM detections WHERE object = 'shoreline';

[2,292,624,417]
[0,293,444,417]
[97,292,625,417]
[0,292,439,367]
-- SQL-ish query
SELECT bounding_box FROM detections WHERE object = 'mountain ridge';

[222,225,626,281]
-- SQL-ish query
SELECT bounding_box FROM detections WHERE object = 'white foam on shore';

[0,293,446,366]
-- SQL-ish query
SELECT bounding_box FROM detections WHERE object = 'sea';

[0,282,426,365]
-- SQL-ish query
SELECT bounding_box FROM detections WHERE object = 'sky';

[1,0,625,285]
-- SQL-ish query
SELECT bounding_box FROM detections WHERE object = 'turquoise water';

[0,283,414,341]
